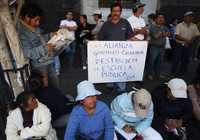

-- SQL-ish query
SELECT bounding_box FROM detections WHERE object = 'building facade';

[81,0,158,23]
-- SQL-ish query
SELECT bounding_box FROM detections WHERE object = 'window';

[99,0,138,8]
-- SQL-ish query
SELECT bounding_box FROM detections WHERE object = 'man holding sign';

[98,2,134,93]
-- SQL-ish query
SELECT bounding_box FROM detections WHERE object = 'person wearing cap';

[59,11,78,68]
[127,1,148,41]
[64,80,114,140]
[111,89,163,140]
[152,78,193,140]
[91,10,104,40]
[171,11,200,75]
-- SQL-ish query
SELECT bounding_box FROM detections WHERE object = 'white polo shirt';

[59,19,77,39]
[128,15,146,40]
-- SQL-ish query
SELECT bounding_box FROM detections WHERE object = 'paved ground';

[56,50,199,139]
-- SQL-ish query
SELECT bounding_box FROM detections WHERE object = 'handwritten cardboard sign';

[88,41,148,83]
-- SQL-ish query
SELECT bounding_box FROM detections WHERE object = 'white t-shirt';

[128,15,146,40]
[59,19,77,38]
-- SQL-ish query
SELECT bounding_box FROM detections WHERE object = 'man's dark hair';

[20,3,43,19]
[27,73,43,92]
[110,2,122,12]
[155,12,165,19]
[16,91,35,110]
[148,13,156,21]
[81,14,87,21]
[96,14,102,19]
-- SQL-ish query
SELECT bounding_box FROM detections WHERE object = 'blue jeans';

[53,56,61,74]
[65,41,76,67]
[171,43,191,75]
[147,47,165,76]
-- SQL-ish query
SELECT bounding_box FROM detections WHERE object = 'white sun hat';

[76,80,102,101]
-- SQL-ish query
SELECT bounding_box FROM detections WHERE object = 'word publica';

[101,71,135,79]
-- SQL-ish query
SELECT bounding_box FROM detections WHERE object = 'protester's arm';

[5,112,22,140]
[60,21,77,31]
[20,104,52,139]
[110,98,127,129]
[188,85,200,121]
[175,24,190,43]
[97,23,106,40]
[67,25,78,31]
[104,105,114,140]
[91,21,104,36]
[190,25,200,41]
[64,108,79,140]
[180,99,193,126]
[194,24,200,37]
[150,26,163,39]
[135,103,154,134]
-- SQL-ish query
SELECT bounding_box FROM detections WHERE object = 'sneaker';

[82,66,87,70]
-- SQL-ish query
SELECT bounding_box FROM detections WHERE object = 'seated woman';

[152,78,193,140]
[64,80,114,140]
[5,91,57,140]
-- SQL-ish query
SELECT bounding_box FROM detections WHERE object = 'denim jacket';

[16,20,53,68]
[111,92,154,134]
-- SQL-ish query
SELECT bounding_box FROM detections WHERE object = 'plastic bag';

[165,37,171,49]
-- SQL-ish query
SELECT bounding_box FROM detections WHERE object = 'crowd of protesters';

[0,1,200,140]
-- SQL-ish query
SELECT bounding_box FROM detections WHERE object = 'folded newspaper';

[115,126,136,140]
[48,28,74,56]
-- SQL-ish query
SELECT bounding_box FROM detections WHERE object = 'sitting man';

[64,80,114,140]
[111,89,163,140]
[152,78,193,140]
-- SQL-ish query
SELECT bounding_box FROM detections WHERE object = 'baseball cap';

[133,89,151,118]
[133,1,146,10]
[76,80,101,101]
[184,11,193,16]
[167,78,187,98]
[93,10,102,15]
